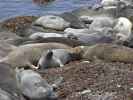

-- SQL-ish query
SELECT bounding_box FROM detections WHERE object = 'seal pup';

[113,17,132,43]
[0,43,71,69]
[15,69,62,100]
[38,48,80,69]
[80,43,133,63]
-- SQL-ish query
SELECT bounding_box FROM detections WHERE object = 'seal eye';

[50,16,56,19]
[46,50,53,59]
[120,23,123,26]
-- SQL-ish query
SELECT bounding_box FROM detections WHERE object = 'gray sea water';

[0,0,100,20]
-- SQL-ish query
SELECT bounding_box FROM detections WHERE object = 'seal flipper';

[27,62,38,69]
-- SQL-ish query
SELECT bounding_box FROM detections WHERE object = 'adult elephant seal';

[0,88,12,100]
[38,48,81,69]
[34,15,70,30]
[0,43,71,69]
[80,43,133,63]
[113,17,132,43]
[15,69,61,100]
[22,37,85,47]
[0,62,25,100]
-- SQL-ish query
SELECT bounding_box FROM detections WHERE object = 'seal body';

[64,28,89,35]
[29,32,64,40]
[0,63,25,100]
[89,17,114,33]
[38,49,80,69]
[113,17,132,42]
[34,15,70,30]
[81,43,133,63]
[0,43,71,69]
[0,88,12,100]
[15,69,57,100]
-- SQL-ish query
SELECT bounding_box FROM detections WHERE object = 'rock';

[34,15,70,30]
[32,0,55,5]
[0,16,38,37]
[29,32,64,40]
[15,69,57,100]
[59,12,86,28]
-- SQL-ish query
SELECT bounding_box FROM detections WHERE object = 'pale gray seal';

[0,62,25,100]
[15,69,61,100]
[113,17,132,42]
[29,32,64,40]
[34,15,70,30]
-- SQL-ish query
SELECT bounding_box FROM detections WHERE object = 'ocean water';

[0,0,100,20]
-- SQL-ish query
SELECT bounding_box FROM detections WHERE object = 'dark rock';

[0,16,38,37]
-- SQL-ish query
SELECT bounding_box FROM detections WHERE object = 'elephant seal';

[15,69,62,100]
[88,16,115,33]
[59,12,86,28]
[22,37,85,47]
[0,43,71,69]
[80,43,133,63]
[38,48,80,69]
[0,41,17,59]
[29,32,64,40]
[0,88,12,100]
[113,17,132,43]
[0,62,25,100]
[101,0,120,9]
[34,15,70,30]
[64,28,89,36]
[65,31,114,45]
